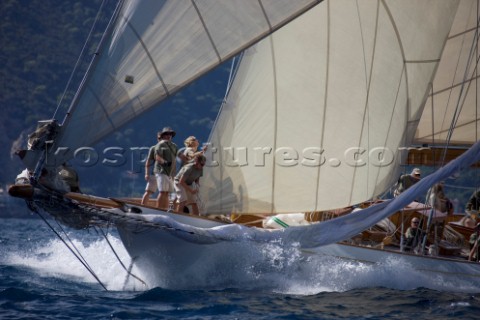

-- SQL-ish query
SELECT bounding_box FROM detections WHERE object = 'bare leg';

[141,191,152,205]
[174,199,179,212]
[157,192,169,210]
[177,201,187,214]
[191,203,199,216]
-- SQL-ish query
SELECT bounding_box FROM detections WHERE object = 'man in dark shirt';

[154,127,178,210]
[394,168,421,197]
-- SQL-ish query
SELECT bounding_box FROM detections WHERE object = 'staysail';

[415,0,480,146]
[201,0,460,214]
[39,0,322,168]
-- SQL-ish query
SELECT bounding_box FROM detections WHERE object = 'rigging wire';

[441,13,480,165]
[53,0,109,120]
[123,259,138,291]
[52,219,98,276]
[206,53,244,143]
[31,204,108,291]
[96,226,148,288]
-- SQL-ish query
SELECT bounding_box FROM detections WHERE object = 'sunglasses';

[412,221,419,224]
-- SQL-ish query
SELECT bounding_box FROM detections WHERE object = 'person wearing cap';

[174,155,206,215]
[141,134,162,205]
[154,127,179,210]
[468,223,480,261]
[403,217,425,252]
[394,168,422,197]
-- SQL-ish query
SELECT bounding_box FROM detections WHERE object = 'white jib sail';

[48,0,322,166]
[201,0,460,215]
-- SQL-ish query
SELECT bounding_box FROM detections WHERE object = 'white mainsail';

[44,0,322,167]
[415,0,480,146]
[202,0,460,215]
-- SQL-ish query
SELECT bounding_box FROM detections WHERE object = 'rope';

[441,14,480,165]
[96,226,148,288]
[53,0,109,119]
[76,203,200,236]
[123,258,138,291]
[29,202,108,291]
[53,219,97,275]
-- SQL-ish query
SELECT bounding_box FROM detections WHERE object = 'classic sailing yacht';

[8,0,480,288]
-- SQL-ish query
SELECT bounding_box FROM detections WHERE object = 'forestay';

[46,0,322,167]
[202,0,460,214]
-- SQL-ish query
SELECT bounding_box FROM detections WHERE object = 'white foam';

[6,233,480,293]
[7,233,145,291]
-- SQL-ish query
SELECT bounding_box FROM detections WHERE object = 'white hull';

[112,207,328,289]
[113,208,263,288]
[14,186,480,289]
[111,206,480,288]
[307,243,480,283]
[115,210,226,274]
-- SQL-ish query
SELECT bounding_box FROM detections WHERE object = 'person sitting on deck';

[174,155,206,216]
[468,223,480,262]
[403,217,425,252]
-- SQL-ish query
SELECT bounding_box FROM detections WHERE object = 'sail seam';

[419,119,478,138]
[88,85,117,130]
[444,13,480,155]
[257,0,273,30]
[404,59,440,64]
[269,36,278,213]
[448,26,478,40]
[314,1,330,211]
[349,0,380,203]
[380,1,412,199]
[124,18,169,95]
[191,0,222,62]
[429,76,480,97]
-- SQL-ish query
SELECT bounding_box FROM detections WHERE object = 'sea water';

[1,217,480,319]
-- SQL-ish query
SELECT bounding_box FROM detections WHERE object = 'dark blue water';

[1,217,480,319]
